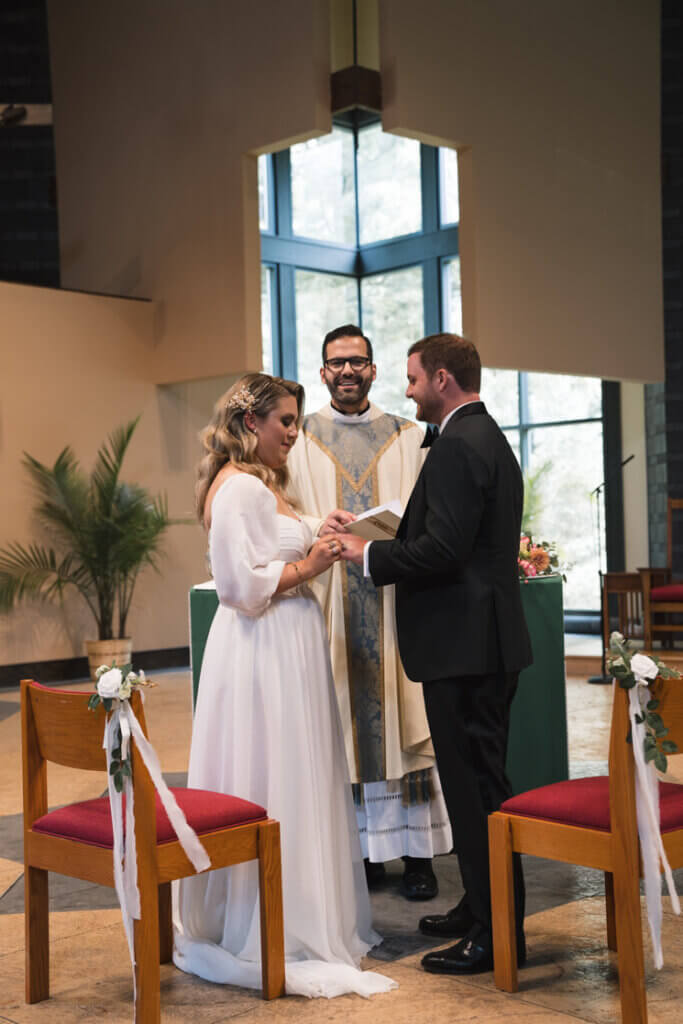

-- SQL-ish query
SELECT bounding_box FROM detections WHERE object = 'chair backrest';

[608,675,683,830]
[21,680,150,827]
[667,498,683,571]
[21,680,147,770]
[602,572,643,652]
[650,676,683,752]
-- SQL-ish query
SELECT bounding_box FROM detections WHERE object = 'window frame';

[257,122,623,620]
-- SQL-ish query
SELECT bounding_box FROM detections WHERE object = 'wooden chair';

[639,498,683,648]
[22,680,285,1021]
[489,676,683,1024]
[602,572,644,655]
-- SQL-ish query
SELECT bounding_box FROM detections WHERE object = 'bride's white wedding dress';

[174,473,396,999]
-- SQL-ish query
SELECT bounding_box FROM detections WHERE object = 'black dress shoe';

[421,925,527,976]
[400,856,438,901]
[364,858,386,889]
[419,896,475,937]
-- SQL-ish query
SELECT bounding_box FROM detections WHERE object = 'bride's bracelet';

[290,561,303,581]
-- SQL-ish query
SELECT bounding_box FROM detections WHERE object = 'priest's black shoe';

[421,925,527,976]
[400,856,438,900]
[419,896,475,937]
[364,858,386,889]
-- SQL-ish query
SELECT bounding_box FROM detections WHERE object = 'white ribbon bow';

[627,654,681,968]
[102,697,211,1006]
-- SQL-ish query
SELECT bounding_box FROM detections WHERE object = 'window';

[258,124,614,616]
[439,147,460,226]
[356,124,422,244]
[259,123,460,385]
[258,156,272,233]
[442,257,462,335]
[361,266,424,421]
[290,127,356,246]
[483,368,606,611]
[260,265,274,374]
[294,270,359,413]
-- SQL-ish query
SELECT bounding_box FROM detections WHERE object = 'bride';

[174,373,396,999]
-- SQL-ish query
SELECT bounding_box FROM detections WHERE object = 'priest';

[287,324,452,899]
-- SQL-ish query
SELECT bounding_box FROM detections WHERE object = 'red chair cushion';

[500,776,683,833]
[651,583,683,602]
[32,788,267,849]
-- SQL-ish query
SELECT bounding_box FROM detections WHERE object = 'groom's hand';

[320,509,356,535]
[339,533,367,565]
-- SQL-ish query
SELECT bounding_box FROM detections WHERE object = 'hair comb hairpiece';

[227,386,256,412]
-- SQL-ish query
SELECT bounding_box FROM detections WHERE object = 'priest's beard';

[328,374,373,413]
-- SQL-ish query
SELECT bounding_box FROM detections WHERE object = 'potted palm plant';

[0,418,171,679]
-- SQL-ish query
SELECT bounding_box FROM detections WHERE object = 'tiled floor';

[1,669,682,1023]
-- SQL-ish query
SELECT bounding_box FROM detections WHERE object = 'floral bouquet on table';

[518,535,565,581]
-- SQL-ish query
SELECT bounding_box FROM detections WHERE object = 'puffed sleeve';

[208,474,286,616]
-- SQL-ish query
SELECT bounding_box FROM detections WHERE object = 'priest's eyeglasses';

[324,357,371,371]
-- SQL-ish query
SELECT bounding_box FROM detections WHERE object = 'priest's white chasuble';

[287,403,452,861]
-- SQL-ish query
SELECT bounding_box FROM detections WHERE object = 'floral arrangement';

[88,662,153,791]
[518,535,564,581]
[606,632,680,772]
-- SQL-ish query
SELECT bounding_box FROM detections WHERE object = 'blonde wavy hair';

[195,373,304,524]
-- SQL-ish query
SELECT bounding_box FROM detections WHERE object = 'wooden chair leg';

[605,871,617,952]
[257,821,285,1000]
[25,865,49,1003]
[134,879,161,1023]
[612,867,647,1024]
[488,812,518,993]
[158,882,173,964]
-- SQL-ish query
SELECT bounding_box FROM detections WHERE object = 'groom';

[341,332,532,975]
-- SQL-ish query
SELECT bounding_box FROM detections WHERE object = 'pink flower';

[529,546,550,573]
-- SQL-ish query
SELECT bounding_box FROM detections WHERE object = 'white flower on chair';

[607,632,680,773]
[631,653,659,683]
[97,667,123,698]
[118,677,133,700]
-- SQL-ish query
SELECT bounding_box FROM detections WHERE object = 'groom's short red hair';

[409,333,481,393]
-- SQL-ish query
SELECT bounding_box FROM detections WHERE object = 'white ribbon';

[626,661,681,968]
[102,698,211,1008]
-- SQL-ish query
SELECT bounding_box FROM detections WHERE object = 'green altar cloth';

[189,572,568,795]
[509,574,568,793]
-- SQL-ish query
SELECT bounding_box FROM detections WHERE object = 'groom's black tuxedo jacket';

[368,402,532,682]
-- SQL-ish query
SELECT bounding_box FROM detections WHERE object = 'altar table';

[189,573,568,795]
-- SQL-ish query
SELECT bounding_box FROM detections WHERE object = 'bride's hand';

[304,536,344,576]
[319,509,356,536]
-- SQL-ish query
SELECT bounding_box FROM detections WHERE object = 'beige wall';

[0,282,236,666]
[380,0,663,381]
[47,0,331,384]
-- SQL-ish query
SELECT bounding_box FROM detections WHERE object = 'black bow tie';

[421,425,440,449]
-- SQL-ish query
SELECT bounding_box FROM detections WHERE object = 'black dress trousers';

[423,668,526,934]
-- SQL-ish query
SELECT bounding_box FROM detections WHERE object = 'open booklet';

[344,499,402,541]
